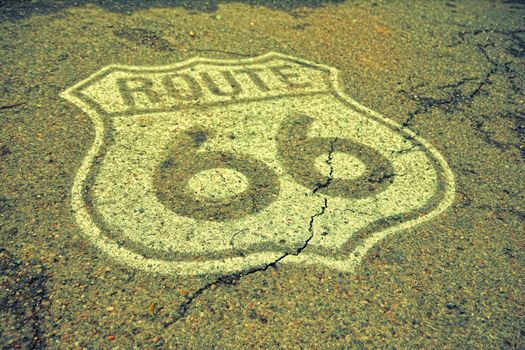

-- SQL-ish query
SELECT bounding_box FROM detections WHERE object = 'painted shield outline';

[61,52,455,275]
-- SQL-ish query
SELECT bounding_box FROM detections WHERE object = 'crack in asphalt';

[229,228,247,256]
[163,133,339,326]
[390,143,417,157]
[367,172,401,185]
[0,102,26,110]
[163,197,329,327]
[190,48,256,57]
[400,65,496,128]
[217,171,238,198]
[465,33,524,159]
[313,138,336,194]
[473,111,525,160]
[401,28,523,129]
[163,130,411,326]
[162,26,524,327]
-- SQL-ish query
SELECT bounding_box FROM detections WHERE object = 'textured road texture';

[0,1,524,349]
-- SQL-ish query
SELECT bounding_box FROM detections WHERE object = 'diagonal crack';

[163,197,328,327]
[0,102,26,110]
[313,138,336,194]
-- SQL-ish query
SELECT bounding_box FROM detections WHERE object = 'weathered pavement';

[1,1,524,349]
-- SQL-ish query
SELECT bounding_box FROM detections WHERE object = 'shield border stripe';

[61,52,455,275]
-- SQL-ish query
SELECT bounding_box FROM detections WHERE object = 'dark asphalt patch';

[0,0,345,20]
[0,248,49,350]
[113,28,174,52]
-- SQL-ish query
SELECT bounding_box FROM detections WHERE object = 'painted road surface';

[1,1,524,349]
[62,53,454,275]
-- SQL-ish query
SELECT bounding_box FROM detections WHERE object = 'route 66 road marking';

[61,52,455,275]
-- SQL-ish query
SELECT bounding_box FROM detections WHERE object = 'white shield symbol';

[61,52,454,275]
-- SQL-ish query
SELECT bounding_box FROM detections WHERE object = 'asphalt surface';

[1,1,524,349]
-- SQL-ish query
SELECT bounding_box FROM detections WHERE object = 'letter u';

[200,71,242,96]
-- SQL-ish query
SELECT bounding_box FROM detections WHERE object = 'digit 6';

[276,114,395,198]
[154,126,280,221]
